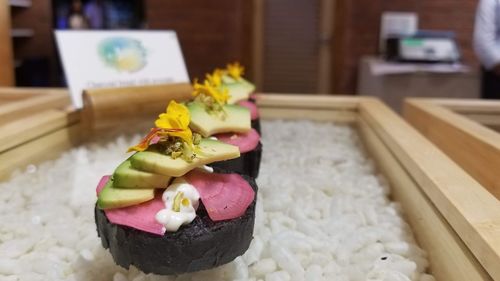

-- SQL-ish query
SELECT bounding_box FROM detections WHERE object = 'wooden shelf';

[11,28,34,38]
[9,0,31,8]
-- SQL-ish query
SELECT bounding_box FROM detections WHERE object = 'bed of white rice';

[0,120,435,281]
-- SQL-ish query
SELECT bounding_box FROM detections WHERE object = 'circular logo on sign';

[98,37,147,73]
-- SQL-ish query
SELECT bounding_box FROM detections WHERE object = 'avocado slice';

[130,138,240,177]
[113,159,172,189]
[97,178,155,209]
[188,102,251,137]
[225,79,256,104]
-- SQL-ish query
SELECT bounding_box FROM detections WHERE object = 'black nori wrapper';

[95,173,258,275]
[252,118,261,135]
[210,142,262,178]
[247,96,260,134]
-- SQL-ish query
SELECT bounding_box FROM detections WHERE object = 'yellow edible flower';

[127,101,193,152]
[192,80,229,105]
[155,101,193,146]
[226,62,244,80]
[206,69,224,88]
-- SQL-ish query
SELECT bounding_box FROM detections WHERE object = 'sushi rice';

[0,120,434,281]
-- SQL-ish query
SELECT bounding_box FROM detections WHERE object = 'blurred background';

[0,0,482,110]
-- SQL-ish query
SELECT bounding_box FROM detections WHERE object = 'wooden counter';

[357,56,480,112]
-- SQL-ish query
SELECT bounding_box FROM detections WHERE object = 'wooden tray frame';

[406,98,500,132]
[404,98,500,280]
[404,98,500,202]
[1,90,499,281]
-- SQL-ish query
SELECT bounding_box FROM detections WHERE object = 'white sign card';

[55,30,190,108]
[379,12,418,54]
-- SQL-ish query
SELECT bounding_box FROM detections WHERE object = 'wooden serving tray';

[404,98,500,200]
[404,98,500,279]
[1,86,499,281]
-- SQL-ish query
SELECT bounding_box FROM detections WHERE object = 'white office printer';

[385,32,460,63]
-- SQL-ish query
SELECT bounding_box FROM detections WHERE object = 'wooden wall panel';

[10,0,55,85]
[262,0,320,93]
[145,0,254,81]
[332,0,478,95]
[0,0,14,86]
[11,1,53,60]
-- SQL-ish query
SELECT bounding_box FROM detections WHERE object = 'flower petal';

[167,100,190,129]
[153,101,193,146]
[206,69,223,88]
[226,62,244,80]
[127,128,161,152]
[169,129,193,146]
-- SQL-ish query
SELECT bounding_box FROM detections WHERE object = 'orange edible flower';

[127,127,161,152]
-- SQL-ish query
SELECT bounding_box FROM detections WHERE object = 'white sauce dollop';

[155,177,200,232]
[201,165,214,173]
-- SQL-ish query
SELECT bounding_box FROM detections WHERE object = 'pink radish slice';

[215,128,260,153]
[96,175,110,195]
[104,193,165,235]
[185,169,255,221]
[237,100,259,120]
[96,176,165,236]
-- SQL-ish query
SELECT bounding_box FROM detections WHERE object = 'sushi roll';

[238,99,261,136]
[222,62,256,105]
[188,66,262,178]
[95,170,257,275]
[220,63,261,135]
[210,130,262,179]
[95,101,257,275]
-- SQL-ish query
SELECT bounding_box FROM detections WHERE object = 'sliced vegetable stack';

[96,100,255,234]
[223,62,261,133]
[187,63,262,178]
[95,63,261,275]
[223,62,256,104]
